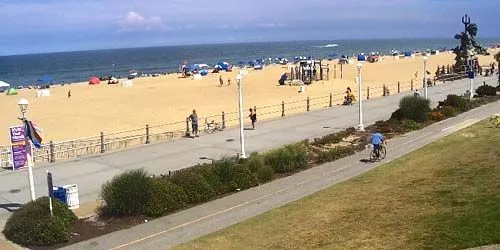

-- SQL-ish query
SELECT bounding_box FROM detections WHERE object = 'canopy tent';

[0,81,10,88]
[38,75,53,85]
[89,76,100,85]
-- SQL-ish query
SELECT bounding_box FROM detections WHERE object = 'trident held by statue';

[461,14,471,28]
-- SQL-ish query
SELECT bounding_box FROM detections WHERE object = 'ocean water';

[0,38,498,87]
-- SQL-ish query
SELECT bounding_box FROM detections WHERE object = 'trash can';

[62,184,79,210]
[53,186,67,204]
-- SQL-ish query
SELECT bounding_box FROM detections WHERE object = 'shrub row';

[101,142,309,218]
[311,127,356,146]
[316,146,355,163]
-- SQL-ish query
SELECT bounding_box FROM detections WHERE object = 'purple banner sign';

[12,145,27,170]
[9,126,25,144]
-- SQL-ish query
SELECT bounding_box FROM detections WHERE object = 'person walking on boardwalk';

[188,109,199,137]
[249,108,257,129]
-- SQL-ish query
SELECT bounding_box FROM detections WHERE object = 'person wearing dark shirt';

[188,110,199,137]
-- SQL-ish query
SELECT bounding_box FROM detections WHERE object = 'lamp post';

[18,98,36,201]
[356,63,365,131]
[468,56,474,100]
[236,73,247,159]
[423,56,429,99]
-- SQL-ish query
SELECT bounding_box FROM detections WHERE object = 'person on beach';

[249,108,257,129]
[227,78,231,86]
[414,89,420,98]
[188,110,199,137]
[68,90,71,98]
[219,76,224,87]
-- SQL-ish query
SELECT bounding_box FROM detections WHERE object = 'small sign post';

[46,170,53,216]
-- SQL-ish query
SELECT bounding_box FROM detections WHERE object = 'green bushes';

[171,170,215,204]
[396,96,432,122]
[401,120,420,131]
[441,106,457,117]
[312,127,356,146]
[146,179,187,217]
[264,142,309,173]
[476,85,497,97]
[443,94,471,112]
[317,146,355,163]
[3,197,77,246]
[100,169,152,216]
[256,165,275,181]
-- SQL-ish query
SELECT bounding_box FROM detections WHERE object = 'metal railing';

[0,76,468,168]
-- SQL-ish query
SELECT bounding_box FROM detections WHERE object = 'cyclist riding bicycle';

[371,130,385,158]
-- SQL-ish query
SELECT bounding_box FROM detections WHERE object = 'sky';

[0,0,498,56]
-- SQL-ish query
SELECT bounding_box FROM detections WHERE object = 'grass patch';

[175,120,500,250]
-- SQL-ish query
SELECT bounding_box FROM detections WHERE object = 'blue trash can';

[53,186,67,204]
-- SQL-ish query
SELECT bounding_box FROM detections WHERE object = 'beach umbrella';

[38,75,53,84]
[89,76,100,85]
[0,81,10,88]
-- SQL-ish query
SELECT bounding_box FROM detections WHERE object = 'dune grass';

[175,120,500,250]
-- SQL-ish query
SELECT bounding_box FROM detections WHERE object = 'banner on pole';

[9,126,28,171]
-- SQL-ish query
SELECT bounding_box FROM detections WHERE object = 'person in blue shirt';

[371,130,385,158]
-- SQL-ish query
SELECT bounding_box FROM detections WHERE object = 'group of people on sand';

[219,76,232,87]
[186,108,257,138]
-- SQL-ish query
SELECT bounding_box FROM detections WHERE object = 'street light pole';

[423,56,428,99]
[469,56,474,100]
[18,99,36,201]
[357,63,365,131]
[236,74,247,159]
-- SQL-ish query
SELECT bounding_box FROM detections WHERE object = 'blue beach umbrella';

[38,75,53,84]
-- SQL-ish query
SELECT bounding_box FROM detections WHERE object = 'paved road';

[61,80,500,250]
[0,76,495,232]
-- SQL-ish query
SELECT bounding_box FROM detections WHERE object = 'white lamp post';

[356,63,365,131]
[236,73,247,159]
[423,56,429,99]
[18,98,36,201]
[468,56,474,100]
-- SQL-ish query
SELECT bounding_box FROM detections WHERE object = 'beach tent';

[89,76,100,85]
[0,81,9,88]
[404,51,412,57]
[357,54,366,61]
[215,62,230,71]
[200,69,208,76]
[6,88,18,95]
[38,75,53,85]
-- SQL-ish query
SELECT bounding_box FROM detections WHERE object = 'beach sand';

[0,50,497,145]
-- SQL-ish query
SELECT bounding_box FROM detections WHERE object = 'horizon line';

[3,36,500,58]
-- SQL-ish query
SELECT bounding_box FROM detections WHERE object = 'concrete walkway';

[0,76,496,248]
[61,82,500,250]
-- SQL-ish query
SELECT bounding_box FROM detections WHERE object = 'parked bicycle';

[204,118,224,134]
[370,142,387,162]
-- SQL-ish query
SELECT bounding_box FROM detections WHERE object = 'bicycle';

[370,142,387,162]
[490,115,500,128]
[204,119,224,134]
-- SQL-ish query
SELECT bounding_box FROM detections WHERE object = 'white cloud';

[118,11,168,32]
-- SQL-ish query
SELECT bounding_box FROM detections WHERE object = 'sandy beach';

[0,50,497,145]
